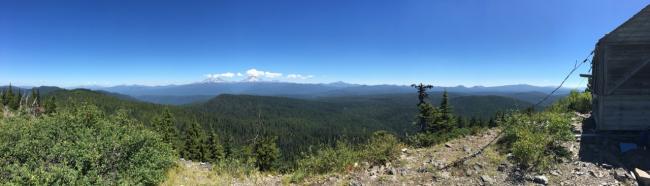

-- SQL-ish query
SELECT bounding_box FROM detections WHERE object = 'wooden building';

[591,5,650,131]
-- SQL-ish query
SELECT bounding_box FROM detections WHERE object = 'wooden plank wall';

[605,44,650,95]
[598,44,650,130]
[599,95,650,130]
[590,5,650,131]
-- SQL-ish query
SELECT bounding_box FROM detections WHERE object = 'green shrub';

[362,131,401,165]
[211,157,258,177]
[501,112,573,170]
[292,131,402,182]
[548,90,591,113]
[296,141,358,175]
[0,104,176,185]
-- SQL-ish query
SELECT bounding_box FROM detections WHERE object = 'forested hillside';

[29,88,529,163]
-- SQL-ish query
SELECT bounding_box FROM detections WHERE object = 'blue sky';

[1,0,649,87]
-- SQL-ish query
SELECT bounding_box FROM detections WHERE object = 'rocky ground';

[166,113,647,186]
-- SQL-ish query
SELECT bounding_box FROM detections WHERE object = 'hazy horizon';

[1,80,585,90]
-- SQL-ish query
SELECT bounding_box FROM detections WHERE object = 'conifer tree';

[0,90,5,106]
[469,117,478,127]
[223,136,235,159]
[457,116,467,128]
[433,90,455,132]
[416,103,437,132]
[207,132,225,162]
[439,90,453,121]
[154,108,180,148]
[481,119,489,128]
[488,117,497,127]
[411,83,433,132]
[3,84,13,107]
[44,96,57,114]
[184,120,206,161]
[10,89,22,110]
[253,135,280,171]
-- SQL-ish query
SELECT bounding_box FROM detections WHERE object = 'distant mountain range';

[73,82,572,99]
[2,82,579,105]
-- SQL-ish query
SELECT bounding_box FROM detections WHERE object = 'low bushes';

[501,103,576,171]
[548,90,592,114]
[291,131,402,182]
[295,141,358,175]
[497,90,592,171]
[0,104,176,185]
[362,131,401,166]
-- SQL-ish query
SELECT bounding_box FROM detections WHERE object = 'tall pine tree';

[44,96,57,114]
[11,89,22,110]
[433,90,455,132]
[2,84,13,107]
[411,83,434,132]
[253,135,280,171]
[183,120,206,161]
[154,108,180,149]
[207,132,225,163]
[223,136,235,159]
[0,90,4,106]
[416,103,437,132]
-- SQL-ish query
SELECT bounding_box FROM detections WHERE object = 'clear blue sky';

[1,0,649,87]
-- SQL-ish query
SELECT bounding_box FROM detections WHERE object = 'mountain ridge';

[72,82,577,101]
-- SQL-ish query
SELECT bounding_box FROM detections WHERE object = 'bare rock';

[435,171,451,180]
[590,170,603,178]
[480,175,495,185]
[463,146,472,153]
[550,170,560,176]
[473,164,482,171]
[349,180,362,186]
[600,163,613,169]
[398,168,408,176]
[533,175,548,185]
[387,168,397,175]
[465,168,474,176]
[497,164,507,172]
[445,143,453,148]
[524,175,534,181]
[634,168,650,186]
[613,168,630,181]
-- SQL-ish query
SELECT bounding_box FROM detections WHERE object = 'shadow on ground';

[578,116,650,176]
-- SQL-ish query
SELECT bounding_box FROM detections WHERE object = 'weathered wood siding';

[604,44,650,95]
[598,95,650,130]
[593,5,650,131]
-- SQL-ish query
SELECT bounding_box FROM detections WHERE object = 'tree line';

[0,84,56,116]
[409,83,503,146]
